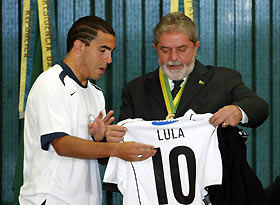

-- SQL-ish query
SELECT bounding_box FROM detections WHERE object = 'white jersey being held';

[103,110,222,205]
[19,62,106,205]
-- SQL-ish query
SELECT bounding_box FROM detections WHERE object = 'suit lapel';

[145,68,167,112]
[176,60,209,116]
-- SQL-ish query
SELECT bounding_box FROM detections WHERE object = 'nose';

[169,49,179,61]
[104,51,112,64]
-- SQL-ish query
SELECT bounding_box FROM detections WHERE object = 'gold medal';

[166,113,175,120]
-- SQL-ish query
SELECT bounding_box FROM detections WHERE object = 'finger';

[104,117,115,126]
[137,149,156,157]
[140,149,157,157]
[209,116,221,127]
[103,110,114,122]
[209,114,220,126]
[210,112,226,127]
[136,144,155,151]
[139,154,154,161]
[96,111,103,120]
[134,150,156,161]
[221,122,228,128]
[107,125,127,135]
[106,131,125,139]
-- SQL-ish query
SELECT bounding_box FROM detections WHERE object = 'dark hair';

[67,15,115,53]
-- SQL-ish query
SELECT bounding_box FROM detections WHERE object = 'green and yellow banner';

[170,0,193,20]
[19,0,57,116]
[19,0,38,116]
[38,0,57,71]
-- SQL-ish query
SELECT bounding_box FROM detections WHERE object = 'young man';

[19,15,155,205]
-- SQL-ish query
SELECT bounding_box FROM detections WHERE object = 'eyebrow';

[160,45,188,49]
[99,45,113,50]
[177,45,188,49]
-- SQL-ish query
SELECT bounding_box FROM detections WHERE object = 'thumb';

[96,111,103,120]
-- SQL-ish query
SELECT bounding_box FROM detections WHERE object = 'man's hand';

[88,110,114,141]
[209,105,242,128]
[106,125,127,142]
[114,141,156,161]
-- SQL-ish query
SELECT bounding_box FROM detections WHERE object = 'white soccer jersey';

[19,62,105,205]
[103,110,222,205]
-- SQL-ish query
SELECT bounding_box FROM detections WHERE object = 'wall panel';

[144,0,160,73]
[198,0,215,65]
[57,0,74,61]
[2,1,19,204]
[235,0,254,164]
[111,0,126,121]
[272,0,280,180]
[217,0,235,68]
[255,0,271,187]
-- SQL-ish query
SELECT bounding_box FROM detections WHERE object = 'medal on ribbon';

[159,68,187,120]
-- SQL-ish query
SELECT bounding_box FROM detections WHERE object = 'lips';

[167,61,183,70]
[99,67,106,74]
[168,64,182,69]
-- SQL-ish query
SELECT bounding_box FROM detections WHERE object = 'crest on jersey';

[152,120,178,126]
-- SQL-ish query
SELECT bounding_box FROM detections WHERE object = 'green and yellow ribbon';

[19,0,38,115]
[159,68,187,119]
[19,0,57,116]
[38,0,57,71]
[170,0,194,20]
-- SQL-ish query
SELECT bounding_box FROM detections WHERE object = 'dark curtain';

[1,0,280,204]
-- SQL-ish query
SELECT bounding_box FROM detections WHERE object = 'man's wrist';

[235,105,248,123]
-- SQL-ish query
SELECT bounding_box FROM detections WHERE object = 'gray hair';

[153,12,198,45]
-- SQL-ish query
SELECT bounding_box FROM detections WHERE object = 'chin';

[90,75,101,80]
[162,67,186,80]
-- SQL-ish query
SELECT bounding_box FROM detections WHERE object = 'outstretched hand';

[114,141,156,162]
[209,105,242,128]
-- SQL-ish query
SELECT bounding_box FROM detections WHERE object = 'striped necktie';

[171,80,184,99]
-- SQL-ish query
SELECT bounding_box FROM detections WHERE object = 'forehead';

[158,31,192,47]
[90,31,115,48]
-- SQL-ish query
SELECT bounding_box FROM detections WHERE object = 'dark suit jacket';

[207,126,268,205]
[264,176,280,205]
[119,60,268,127]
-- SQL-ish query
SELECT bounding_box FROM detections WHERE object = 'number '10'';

[152,146,196,204]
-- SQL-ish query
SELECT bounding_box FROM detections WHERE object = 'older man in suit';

[108,12,268,133]
[104,12,269,204]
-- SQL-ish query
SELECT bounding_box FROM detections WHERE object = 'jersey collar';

[59,61,88,88]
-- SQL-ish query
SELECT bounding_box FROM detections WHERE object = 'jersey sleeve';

[103,157,128,195]
[203,128,223,187]
[29,70,72,151]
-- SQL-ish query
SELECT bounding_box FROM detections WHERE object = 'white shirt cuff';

[239,106,248,124]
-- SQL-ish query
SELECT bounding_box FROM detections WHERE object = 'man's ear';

[193,41,200,57]
[73,40,84,54]
[152,43,156,49]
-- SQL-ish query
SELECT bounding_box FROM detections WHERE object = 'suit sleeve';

[228,70,269,127]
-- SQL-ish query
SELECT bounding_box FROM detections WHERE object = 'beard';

[160,57,195,80]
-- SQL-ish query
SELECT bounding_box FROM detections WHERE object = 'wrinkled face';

[153,31,200,80]
[81,31,115,80]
